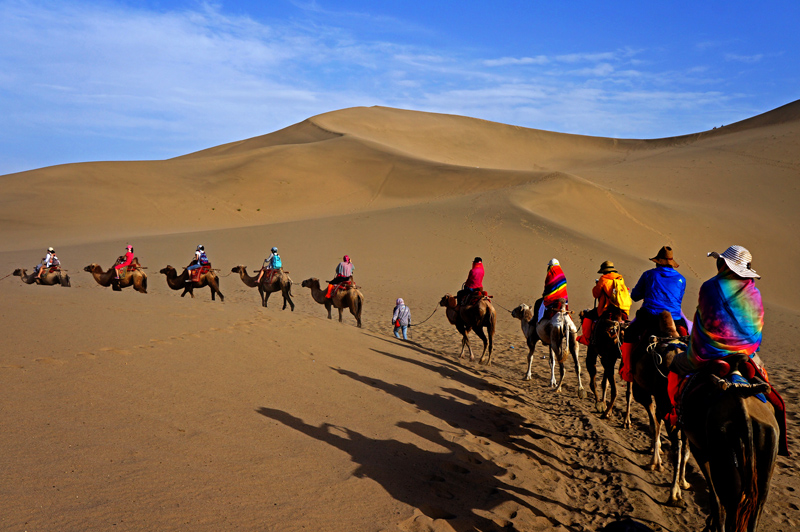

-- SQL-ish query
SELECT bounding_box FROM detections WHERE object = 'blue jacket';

[630,265,686,320]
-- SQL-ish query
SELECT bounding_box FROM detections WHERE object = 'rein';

[409,305,439,327]
[493,301,514,314]
[0,272,14,282]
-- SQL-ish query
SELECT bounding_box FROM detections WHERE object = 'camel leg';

[549,349,557,388]
[569,333,586,399]
[264,291,273,308]
[474,327,489,365]
[601,368,618,419]
[555,360,567,393]
[648,408,664,471]
[337,306,343,323]
[524,347,535,380]
[668,428,691,504]
[586,344,600,403]
[623,382,634,429]
[325,301,333,319]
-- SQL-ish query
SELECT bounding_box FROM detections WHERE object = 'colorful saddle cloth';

[191,264,212,283]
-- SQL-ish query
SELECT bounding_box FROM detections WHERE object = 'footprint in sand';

[75,352,97,359]
[98,347,132,356]
[35,357,65,365]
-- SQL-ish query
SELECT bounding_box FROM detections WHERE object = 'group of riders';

[453,245,787,456]
[33,244,354,301]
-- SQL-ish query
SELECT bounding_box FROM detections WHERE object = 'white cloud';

[725,53,764,63]
[483,56,549,67]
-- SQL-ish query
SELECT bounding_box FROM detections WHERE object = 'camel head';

[13,268,24,277]
[159,265,176,276]
[439,294,457,308]
[301,278,320,289]
[231,265,245,274]
[84,264,101,273]
[511,304,533,321]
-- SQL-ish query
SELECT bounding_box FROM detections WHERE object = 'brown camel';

[581,307,626,416]
[439,293,496,365]
[679,355,779,531]
[231,265,294,310]
[622,311,682,473]
[511,302,585,397]
[13,268,70,287]
[84,261,147,293]
[160,265,223,301]
[301,278,363,327]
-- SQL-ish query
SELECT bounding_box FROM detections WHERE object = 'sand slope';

[1,102,799,531]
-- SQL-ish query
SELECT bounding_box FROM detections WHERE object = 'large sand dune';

[1,102,799,531]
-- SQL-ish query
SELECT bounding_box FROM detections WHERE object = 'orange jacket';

[592,272,630,316]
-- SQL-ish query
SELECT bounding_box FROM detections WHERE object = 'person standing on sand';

[392,298,411,340]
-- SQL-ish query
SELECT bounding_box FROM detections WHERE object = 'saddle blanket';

[191,264,212,283]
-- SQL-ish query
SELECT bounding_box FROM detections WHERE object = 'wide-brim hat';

[708,245,760,279]
[598,260,617,274]
[47,247,54,252]
[650,246,679,267]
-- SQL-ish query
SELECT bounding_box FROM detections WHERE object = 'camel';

[511,302,586,398]
[440,293,496,365]
[622,311,682,473]
[231,265,294,310]
[13,268,70,287]
[678,353,779,531]
[84,261,147,293]
[581,307,626,417]
[301,278,363,327]
[160,265,223,301]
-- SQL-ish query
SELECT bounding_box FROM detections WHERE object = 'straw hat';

[597,260,617,274]
[650,246,679,267]
[708,245,760,279]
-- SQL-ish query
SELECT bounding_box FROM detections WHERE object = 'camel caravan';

[7,239,789,529]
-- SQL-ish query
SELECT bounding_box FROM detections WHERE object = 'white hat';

[708,245,760,279]
[47,246,54,252]
[548,258,559,267]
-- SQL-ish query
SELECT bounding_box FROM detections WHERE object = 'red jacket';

[465,262,484,289]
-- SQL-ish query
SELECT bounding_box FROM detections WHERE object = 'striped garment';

[542,264,568,307]
[690,269,763,363]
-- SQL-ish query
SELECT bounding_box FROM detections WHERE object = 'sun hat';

[126,245,133,251]
[597,260,617,274]
[548,258,559,267]
[396,298,404,305]
[708,245,760,279]
[651,246,679,267]
[47,246,54,252]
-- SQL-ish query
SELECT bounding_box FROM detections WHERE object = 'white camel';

[511,302,586,398]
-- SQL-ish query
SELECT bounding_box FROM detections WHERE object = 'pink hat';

[343,255,350,262]
[126,245,133,251]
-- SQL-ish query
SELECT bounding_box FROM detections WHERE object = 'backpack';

[609,277,632,313]
[272,254,282,269]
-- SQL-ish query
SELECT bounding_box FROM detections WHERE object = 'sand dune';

[1,102,799,531]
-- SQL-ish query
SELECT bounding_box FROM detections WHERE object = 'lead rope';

[409,305,439,327]
[0,272,14,282]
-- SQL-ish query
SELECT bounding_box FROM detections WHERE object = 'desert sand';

[1,102,799,531]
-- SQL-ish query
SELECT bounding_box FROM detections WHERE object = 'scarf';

[543,264,568,306]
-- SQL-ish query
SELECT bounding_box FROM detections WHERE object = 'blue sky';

[1,0,798,175]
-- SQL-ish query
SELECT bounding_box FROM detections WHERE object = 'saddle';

[459,290,490,308]
[261,268,281,285]
[671,353,789,456]
[191,264,212,283]
[329,280,355,295]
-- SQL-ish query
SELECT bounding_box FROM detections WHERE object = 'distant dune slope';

[1,101,798,307]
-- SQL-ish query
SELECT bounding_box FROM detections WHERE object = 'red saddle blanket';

[191,264,212,283]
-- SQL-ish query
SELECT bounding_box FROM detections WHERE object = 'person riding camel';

[186,245,210,283]
[535,258,568,323]
[114,245,135,280]
[36,246,60,280]
[456,257,484,306]
[579,260,631,344]
[326,255,354,299]
[619,246,687,381]
[667,245,788,456]
[257,247,282,284]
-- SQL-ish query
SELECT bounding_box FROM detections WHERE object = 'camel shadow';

[256,407,577,531]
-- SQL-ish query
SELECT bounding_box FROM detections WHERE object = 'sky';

[1,0,798,175]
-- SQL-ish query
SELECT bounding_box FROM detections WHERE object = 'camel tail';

[356,292,364,321]
[143,276,148,291]
[287,277,293,297]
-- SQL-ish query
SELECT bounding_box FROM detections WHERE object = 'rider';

[457,257,484,305]
[619,246,687,381]
[114,245,135,280]
[536,258,568,323]
[257,247,282,284]
[668,245,788,456]
[326,255,354,298]
[36,246,59,280]
[187,245,210,282]
[579,260,631,344]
